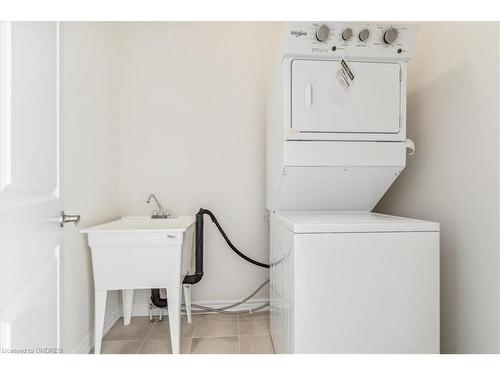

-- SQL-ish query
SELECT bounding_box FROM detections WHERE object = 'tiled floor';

[99,311,275,354]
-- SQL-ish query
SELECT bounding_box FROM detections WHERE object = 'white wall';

[61,22,121,353]
[376,22,500,353]
[116,22,282,307]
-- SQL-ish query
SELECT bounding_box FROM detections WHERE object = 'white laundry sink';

[81,216,196,354]
[84,216,195,234]
[82,216,195,290]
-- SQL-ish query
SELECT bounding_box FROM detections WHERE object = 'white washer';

[266,23,439,353]
[269,211,439,354]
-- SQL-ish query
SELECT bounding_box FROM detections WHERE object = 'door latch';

[59,211,81,227]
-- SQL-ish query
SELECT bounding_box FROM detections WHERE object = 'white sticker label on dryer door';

[336,59,355,91]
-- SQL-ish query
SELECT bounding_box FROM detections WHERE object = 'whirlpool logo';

[290,30,307,38]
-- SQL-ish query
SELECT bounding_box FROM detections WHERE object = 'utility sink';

[81,216,196,354]
[83,216,195,233]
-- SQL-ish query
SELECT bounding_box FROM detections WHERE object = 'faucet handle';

[150,207,170,219]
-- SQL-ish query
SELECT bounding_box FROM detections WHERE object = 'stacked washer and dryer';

[266,22,440,354]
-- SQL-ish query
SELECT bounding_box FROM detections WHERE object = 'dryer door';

[291,59,401,133]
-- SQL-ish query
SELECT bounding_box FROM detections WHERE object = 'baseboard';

[73,304,121,354]
[131,298,269,317]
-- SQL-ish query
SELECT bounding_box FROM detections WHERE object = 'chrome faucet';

[146,193,170,219]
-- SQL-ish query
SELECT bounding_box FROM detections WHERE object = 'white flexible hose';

[180,279,270,315]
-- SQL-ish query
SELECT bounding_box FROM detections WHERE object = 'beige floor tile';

[137,338,192,354]
[101,340,143,354]
[148,317,196,339]
[192,313,238,323]
[100,312,276,355]
[104,320,153,341]
[127,316,155,325]
[238,311,270,321]
[239,335,275,354]
[238,318,270,336]
[193,317,238,338]
[190,337,239,354]
[113,316,154,326]
[181,338,192,354]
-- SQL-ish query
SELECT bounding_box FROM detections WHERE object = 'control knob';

[383,27,399,44]
[315,24,330,42]
[359,28,370,42]
[342,28,353,41]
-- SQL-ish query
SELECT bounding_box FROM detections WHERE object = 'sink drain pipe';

[150,208,269,309]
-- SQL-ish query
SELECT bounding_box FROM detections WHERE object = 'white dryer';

[266,22,440,353]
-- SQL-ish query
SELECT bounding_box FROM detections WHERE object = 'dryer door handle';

[305,84,313,109]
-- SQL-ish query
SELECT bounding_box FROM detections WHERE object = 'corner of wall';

[61,21,122,354]
[497,20,500,354]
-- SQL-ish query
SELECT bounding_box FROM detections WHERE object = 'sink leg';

[167,287,181,354]
[122,289,134,326]
[183,284,192,324]
[94,290,107,354]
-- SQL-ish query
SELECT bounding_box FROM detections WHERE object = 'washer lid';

[273,211,439,234]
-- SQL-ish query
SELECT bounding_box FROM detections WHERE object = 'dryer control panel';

[283,22,417,61]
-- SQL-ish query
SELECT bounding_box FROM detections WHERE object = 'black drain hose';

[151,208,269,308]
[200,208,270,269]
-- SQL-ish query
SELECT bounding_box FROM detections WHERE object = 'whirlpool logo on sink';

[290,30,307,38]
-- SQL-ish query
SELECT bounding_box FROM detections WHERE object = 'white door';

[291,60,401,133]
[0,22,73,354]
